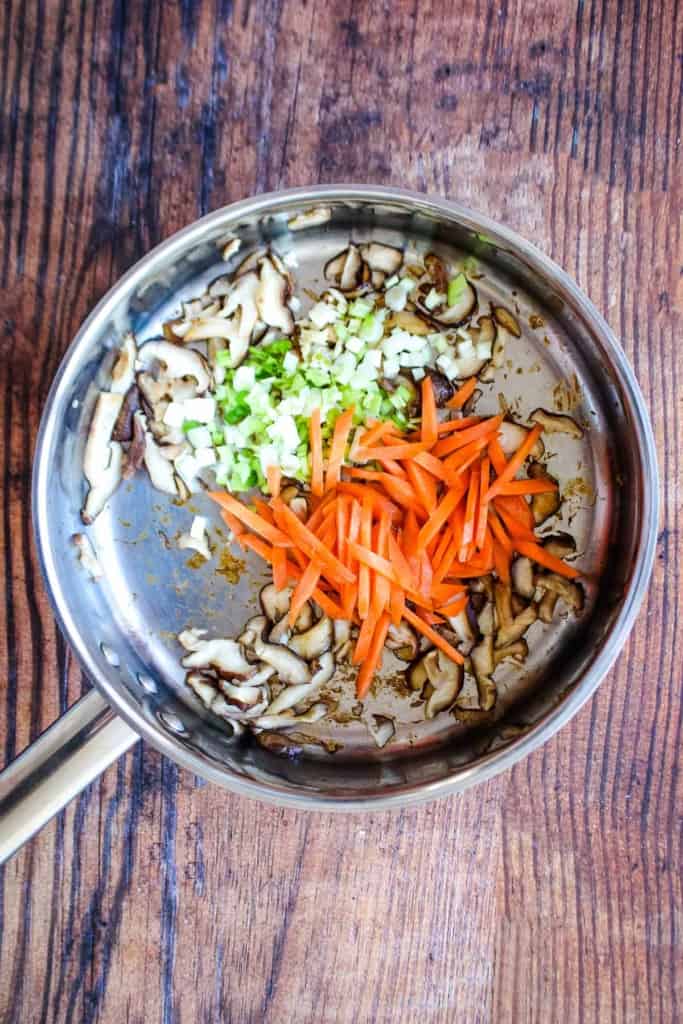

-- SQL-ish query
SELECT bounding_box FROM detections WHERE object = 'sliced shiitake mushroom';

[360,242,403,276]
[492,305,521,337]
[252,637,311,684]
[493,582,513,628]
[287,206,332,230]
[252,702,328,731]
[493,638,529,666]
[542,532,576,559]
[385,309,433,336]
[497,421,545,460]
[181,637,254,677]
[528,461,561,525]
[477,601,496,636]
[511,556,535,599]
[422,650,464,719]
[111,385,140,443]
[495,604,538,648]
[110,333,137,395]
[137,339,211,394]
[535,573,585,613]
[538,589,559,623]
[257,254,294,334]
[237,615,267,647]
[140,414,178,495]
[386,622,418,662]
[420,275,477,326]
[187,671,219,708]
[510,594,526,617]
[529,408,583,439]
[82,391,125,524]
[424,253,449,292]
[447,607,476,655]
[288,615,333,660]
[221,237,241,262]
[470,636,497,712]
[260,584,293,622]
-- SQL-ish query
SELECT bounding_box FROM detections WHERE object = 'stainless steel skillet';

[0,186,658,863]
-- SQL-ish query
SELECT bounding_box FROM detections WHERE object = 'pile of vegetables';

[210,377,581,701]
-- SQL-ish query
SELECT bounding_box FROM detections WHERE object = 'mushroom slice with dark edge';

[447,607,476,655]
[538,589,559,624]
[221,237,241,262]
[470,636,497,711]
[180,636,254,677]
[288,206,332,230]
[492,306,521,337]
[424,253,449,292]
[136,340,211,394]
[511,556,535,599]
[72,533,103,579]
[253,702,328,731]
[387,310,433,336]
[252,637,311,684]
[418,649,464,719]
[218,678,269,709]
[493,581,513,628]
[495,604,538,649]
[257,255,294,334]
[338,245,363,291]
[238,615,267,647]
[112,384,140,443]
[82,392,125,524]
[385,622,418,661]
[333,620,352,660]
[497,421,545,460]
[529,408,584,439]
[260,583,293,622]
[535,573,585,614]
[543,533,576,559]
[477,601,496,636]
[528,461,561,525]
[264,651,335,715]
[366,715,395,749]
[419,274,477,326]
[139,413,178,495]
[359,242,403,275]
[188,272,260,368]
[187,671,219,708]
[493,638,529,666]
[288,615,333,660]
[110,333,137,394]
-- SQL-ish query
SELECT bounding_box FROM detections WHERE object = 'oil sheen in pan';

[87,221,609,761]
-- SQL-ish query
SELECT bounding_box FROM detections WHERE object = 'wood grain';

[0,0,681,1020]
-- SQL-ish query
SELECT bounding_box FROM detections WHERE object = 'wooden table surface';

[1,1,681,1020]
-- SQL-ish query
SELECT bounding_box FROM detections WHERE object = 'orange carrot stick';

[309,407,324,497]
[353,606,379,664]
[209,492,291,547]
[421,376,438,447]
[289,561,322,625]
[495,478,559,496]
[325,407,355,491]
[357,495,373,618]
[270,498,356,584]
[416,485,466,552]
[405,460,438,514]
[266,464,282,498]
[390,584,405,627]
[355,441,429,461]
[272,547,287,590]
[484,424,543,499]
[475,455,490,550]
[433,414,504,458]
[388,532,418,591]
[446,376,477,410]
[356,612,391,699]
[514,540,581,579]
[402,607,464,664]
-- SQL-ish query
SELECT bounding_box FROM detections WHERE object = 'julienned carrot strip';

[388,532,418,590]
[239,533,274,560]
[433,414,504,458]
[266,464,282,498]
[402,607,464,665]
[336,494,348,568]
[421,377,438,447]
[488,506,514,554]
[356,612,391,699]
[484,423,543,499]
[496,493,535,530]
[219,508,245,537]
[347,541,399,585]
[390,584,405,627]
[355,442,429,461]
[417,485,465,552]
[376,456,408,479]
[304,491,336,533]
[496,478,559,496]
[336,482,400,520]
[443,436,490,473]
[373,512,392,613]
[357,495,372,618]
[432,526,453,575]
[416,608,444,626]
[412,450,451,481]
[253,496,276,522]
[289,561,322,626]
[475,456,490,550]
[353,605,379,664]
[431,582,466,604]
[360,419,396,448]
[437,595,469,617]
[209,492,291,547]
[488,436,507,475]
[515,540,581,580]
[309,407,324,497]
[419,549,433,599]
[460,461,480,559]
[325,407,355,491]
[493,500,536,542]
[405,460,438,514]
[446,376,477,410]
[271,498,356,584]
[312,587,347,620]
[436,416,481,435]
[272,547,287,591]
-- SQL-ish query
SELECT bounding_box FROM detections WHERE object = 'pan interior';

[37,193,643,799]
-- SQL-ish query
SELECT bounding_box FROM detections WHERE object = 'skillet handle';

[0,689,138,865]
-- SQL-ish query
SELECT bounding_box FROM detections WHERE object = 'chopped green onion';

[447,273,468,307]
